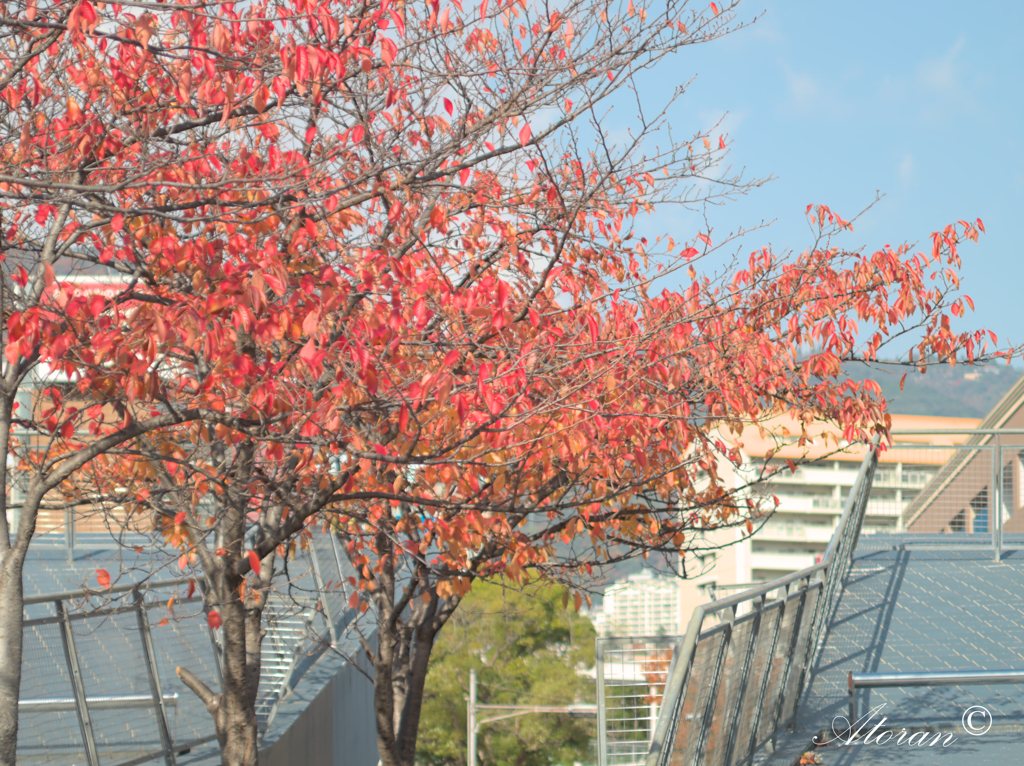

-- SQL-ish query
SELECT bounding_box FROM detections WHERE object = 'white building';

[595,571,683,637]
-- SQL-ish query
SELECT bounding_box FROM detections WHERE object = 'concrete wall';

[260,654,379,766]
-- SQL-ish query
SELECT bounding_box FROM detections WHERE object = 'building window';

[970,490,988,534]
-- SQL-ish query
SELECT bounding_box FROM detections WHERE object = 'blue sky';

[633,0,1024,357]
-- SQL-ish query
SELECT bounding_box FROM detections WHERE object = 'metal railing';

[875,430,1024,560]
[19,586,217,766]
[594,428,1024,765]
[17,533,358,766]
[848,669,1024,722]
[594,436,880,766]
[596,636,683,766]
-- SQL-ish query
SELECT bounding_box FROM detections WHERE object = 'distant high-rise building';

[595,571,682,637]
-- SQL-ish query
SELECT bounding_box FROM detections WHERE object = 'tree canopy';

[0,0,1013,763]
[417,582,596,766]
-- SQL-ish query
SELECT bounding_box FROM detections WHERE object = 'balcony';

[748,551,819,572]
[756,523,836,544]
[762,464,860,487]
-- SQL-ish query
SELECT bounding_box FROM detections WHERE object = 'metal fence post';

[56,599,100,766]
[766,581,809,748]
[745,583,790,763]
[133,590,177,766]
[993,438,1002,561]
[64,506,74,563]
[692,608,733,766]
[721,595,765,766]
[596,641,607,766]
[308,543,338,644]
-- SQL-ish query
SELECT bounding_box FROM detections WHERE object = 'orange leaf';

[96,569,111,588]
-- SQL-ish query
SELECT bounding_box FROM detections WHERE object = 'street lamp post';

[467,668,598,766]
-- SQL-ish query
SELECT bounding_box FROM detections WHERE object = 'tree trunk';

[372,575,460,766]
[0,547,25,766]
[178,582,262,766]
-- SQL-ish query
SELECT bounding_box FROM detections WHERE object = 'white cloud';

[898,153,913,186]
[917,38,966,96]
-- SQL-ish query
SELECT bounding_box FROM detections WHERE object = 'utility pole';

[468,668,477,766]
[466,668,596,766]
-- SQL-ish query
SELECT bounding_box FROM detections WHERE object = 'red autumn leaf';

[174,511,186,525]
[710,2,720,15]
[5,0,1009,751]
[380,37,398,65]
[262,273,286,295]
[96,569,111,588]
[389,9,406,36]
[186,579,196,600]
[157,617,169,627]
[207,611,222,630]
[247,550,261,576]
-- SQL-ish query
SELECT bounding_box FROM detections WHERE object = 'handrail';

[640,435,880,766]
[23,576,200,606]
[891,429,1024,435]
[20,693,179,712]
[848,669,1024,721]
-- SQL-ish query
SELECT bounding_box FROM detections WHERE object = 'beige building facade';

[677,413,981,625]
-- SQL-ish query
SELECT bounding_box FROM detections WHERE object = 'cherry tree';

[0,0,1010,763]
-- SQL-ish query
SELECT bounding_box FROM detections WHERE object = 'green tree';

[417,583,597,766]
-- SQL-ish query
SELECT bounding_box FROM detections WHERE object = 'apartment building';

[593,570,683,637]
[677,413,979,620]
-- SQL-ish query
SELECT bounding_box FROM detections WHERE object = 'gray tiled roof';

[759,535,1024,766]
[18,543,367,765]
